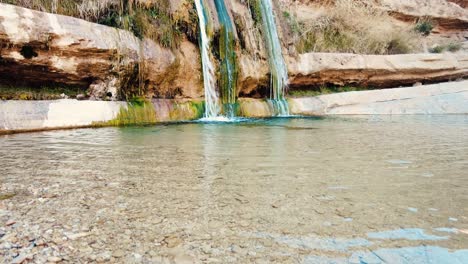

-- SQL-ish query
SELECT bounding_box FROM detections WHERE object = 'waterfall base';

[1,81,467,134]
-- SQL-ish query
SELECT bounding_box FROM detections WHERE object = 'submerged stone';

[367,228,449,241]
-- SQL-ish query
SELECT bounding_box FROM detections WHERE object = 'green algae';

[218,24,238,117]
[98,97,157,127]
[95,99,205,128]
[214,0,239,117]
[289,86,370,97]
[169,100,205,121]
[189,100,206,119]
[248,0,263,26]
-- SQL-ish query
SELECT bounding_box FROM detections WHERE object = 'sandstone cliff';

[287,52,468,89]
[0,1,466,101]
[0,3,203,100]
[377,0,468,31]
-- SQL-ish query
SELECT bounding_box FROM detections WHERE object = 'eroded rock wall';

[288,52,468,89]
[234,0,468,95]
[0,1,467,100]
[2,81,467,134]
[230,0,270,97]
[377,0,468,31]
[0,3,203,100]
[289,80,468,115]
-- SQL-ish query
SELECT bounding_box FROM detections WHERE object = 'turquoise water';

[1,116,467,262]
[259,0,290,115]
[214,0,238,117]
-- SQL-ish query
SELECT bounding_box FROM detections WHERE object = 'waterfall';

[259,0,290,116]
[195,0,221,118]
[214,0,238,118]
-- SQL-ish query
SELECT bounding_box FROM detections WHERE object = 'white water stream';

[259,0,290,116]
[195,0,222,119]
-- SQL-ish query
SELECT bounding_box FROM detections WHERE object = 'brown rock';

[47,256,62,263]
[378,0,468,31]
[66,232,90,240]
[6,220,16,226]
[163,235,183,248]
[152,40,203,99]
[287,52,468,89]
[0,3,182,99]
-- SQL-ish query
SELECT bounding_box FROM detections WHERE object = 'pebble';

[6,220,16,226]
[66,232,90,240]
[230,245,241,253]
[96,251,112,262]
[174,254,194,264]
[164,236,182,248]
[113,250,126,258]
[47,256,62,262]
[239,221,250,227]
[11,254,31,264]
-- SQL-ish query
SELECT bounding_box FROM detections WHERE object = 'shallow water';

[1,116,467,263]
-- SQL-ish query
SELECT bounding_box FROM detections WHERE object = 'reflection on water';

[304,246,468,264]
[367,228,449,241]
[0,116,467,262]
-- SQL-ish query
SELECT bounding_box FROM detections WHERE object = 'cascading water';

[214,0,238,118]
[195,0,221,119]
[258,0,290,116]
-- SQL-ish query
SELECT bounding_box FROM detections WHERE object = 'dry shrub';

[76,0,118,21]
[292,0,422,54]
[0,0,118,20]
[0,0,184,49]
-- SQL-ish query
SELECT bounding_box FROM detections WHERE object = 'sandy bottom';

[1,116,467,263]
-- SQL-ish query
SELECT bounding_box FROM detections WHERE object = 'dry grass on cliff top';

[0,0,186,49]
[0,0,116,21]
[288,0,423,54]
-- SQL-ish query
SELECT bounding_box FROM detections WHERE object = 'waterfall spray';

[195,0,221,118]
[259,0,290,116]
[214,0,238,118]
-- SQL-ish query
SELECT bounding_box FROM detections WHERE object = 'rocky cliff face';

[0,3,203,100]
[0,1,466,101]
[287,52,468,89]
[377,0,468,31]
[447,0,468,9]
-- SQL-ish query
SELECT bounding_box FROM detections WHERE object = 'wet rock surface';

[1,117,467,262]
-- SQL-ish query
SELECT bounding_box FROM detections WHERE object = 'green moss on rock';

[169,100,205,120]
[105,97,157,126]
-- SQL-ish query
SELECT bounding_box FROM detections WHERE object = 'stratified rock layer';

[289,80,468,115]
[0,3,203,99]
[287,53,468,89]
[1,81,467,134]
[0,2,467,99]
[377,0,468,31]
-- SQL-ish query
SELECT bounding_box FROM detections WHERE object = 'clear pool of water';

[1,116,467,263]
